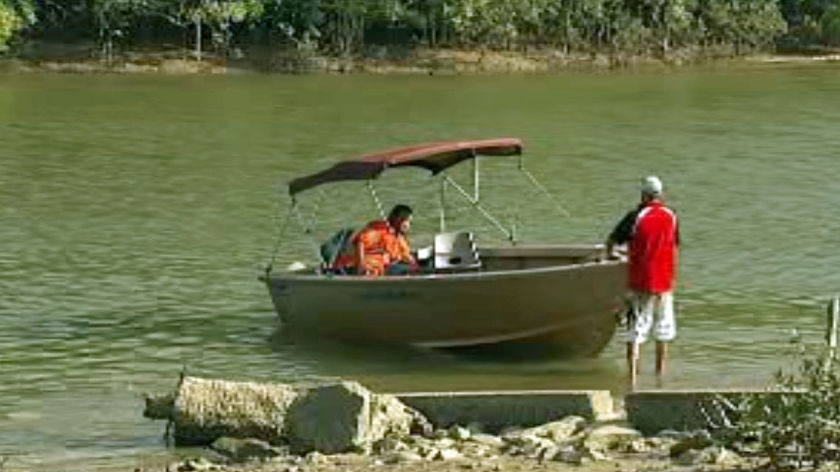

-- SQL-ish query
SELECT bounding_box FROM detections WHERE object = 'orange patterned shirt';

[335,220,411,276]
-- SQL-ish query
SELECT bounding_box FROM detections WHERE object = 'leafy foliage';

[0,0,835,60]
[0,0,35,52]
[821,3,840,44]
[715,343,840,470]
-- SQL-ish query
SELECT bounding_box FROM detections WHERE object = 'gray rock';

[417,445,439,460]
[286,381,413,454]
[210,437,286,462]
[527,416,587,442]
[536,444,561,462]
[656,429,688,439]
[463,444,490,458]
[304,451,325,466]
[369,393,416,440]
[499,426,522,438]
[383,451,423,464]
[177,457,219,472]
[470,434,504,448]
[669,429,714,458]
[586,424,642,441]
[466,422,485,435]
[583,425,642,454]
[504,445,524,456]
[286,381,367,454]
[373,437,409,454]
[587,448,609,461]
[503,433,555,456]
[673,449,704,466]
[172,377,299,446]
[449,425,471,441]
[673,446,739,466]
[644,436,679,452]
[407,407,434,437]
[433,437,456,449]
[554,446,585,465]
[701,446,741,466]
[501,431,536,446]
[623,438,650,453]
[435,448,463,461]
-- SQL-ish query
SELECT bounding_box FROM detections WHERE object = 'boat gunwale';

[262,257,625,283]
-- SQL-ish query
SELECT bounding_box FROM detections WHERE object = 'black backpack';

[320,228,355,269]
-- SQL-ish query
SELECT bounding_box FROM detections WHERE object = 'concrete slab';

[625,389,777,435]
[396,390,614,433]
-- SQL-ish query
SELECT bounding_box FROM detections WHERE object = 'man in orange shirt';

[335,204,416,276]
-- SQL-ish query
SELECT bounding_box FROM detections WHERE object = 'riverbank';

[2,45,840,75]
[118,378,775,472]
[162,445,757,472]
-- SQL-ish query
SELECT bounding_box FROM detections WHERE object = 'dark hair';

[388,204,413,222]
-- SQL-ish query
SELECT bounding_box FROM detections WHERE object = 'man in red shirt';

[606,176,679,388]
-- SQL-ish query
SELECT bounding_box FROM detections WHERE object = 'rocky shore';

[141,377,762,472]
[168,420,755,472]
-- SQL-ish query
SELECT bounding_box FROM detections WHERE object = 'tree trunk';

[195,17,202,61]
[431,11,437,47]
[564,7,571,54]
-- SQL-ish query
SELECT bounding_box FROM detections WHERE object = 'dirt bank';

[3,46,839,75]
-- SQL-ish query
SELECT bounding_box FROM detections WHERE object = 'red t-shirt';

[610,201,679,294]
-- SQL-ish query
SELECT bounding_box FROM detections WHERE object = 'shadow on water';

[267,324,626,392]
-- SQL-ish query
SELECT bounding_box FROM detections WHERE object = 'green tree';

[173,0,262,60]
[0,0,35,52]
[318,0,364,54]
[449,0,521,48]
[88,0,161,63]
[260,0,323,49]
[820,3,840,44]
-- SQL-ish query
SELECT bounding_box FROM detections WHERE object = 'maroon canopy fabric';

[288,138,523,195]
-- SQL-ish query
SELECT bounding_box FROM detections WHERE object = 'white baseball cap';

[641,175,663,196]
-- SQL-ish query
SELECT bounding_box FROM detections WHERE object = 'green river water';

[1,65,840,469]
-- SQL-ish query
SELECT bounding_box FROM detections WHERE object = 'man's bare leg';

[655,341,668,376]
[627,342,639,388]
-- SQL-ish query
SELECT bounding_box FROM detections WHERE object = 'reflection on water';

[268,326,627,393]
[2,66,840,468]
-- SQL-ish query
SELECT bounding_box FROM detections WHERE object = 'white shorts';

[626,291,676,344]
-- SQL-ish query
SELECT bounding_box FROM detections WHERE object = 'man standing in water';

[606,176,679,388]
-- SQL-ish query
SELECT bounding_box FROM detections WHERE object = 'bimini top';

[288,138,523,195]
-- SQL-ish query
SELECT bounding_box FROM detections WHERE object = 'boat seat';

[433,231,481,271]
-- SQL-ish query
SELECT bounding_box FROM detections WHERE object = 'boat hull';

[264,253,627,357]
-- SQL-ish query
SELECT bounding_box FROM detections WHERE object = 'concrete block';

[625,390,778,435]
[396,390,614,433]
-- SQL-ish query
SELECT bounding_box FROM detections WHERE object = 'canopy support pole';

[265,195,294,276]
[367,181,386,219]
[443,175,515,243]
[518,155,571,218]
[439,177,447,233]
[290,198,326,266]
[473,155,480,202]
